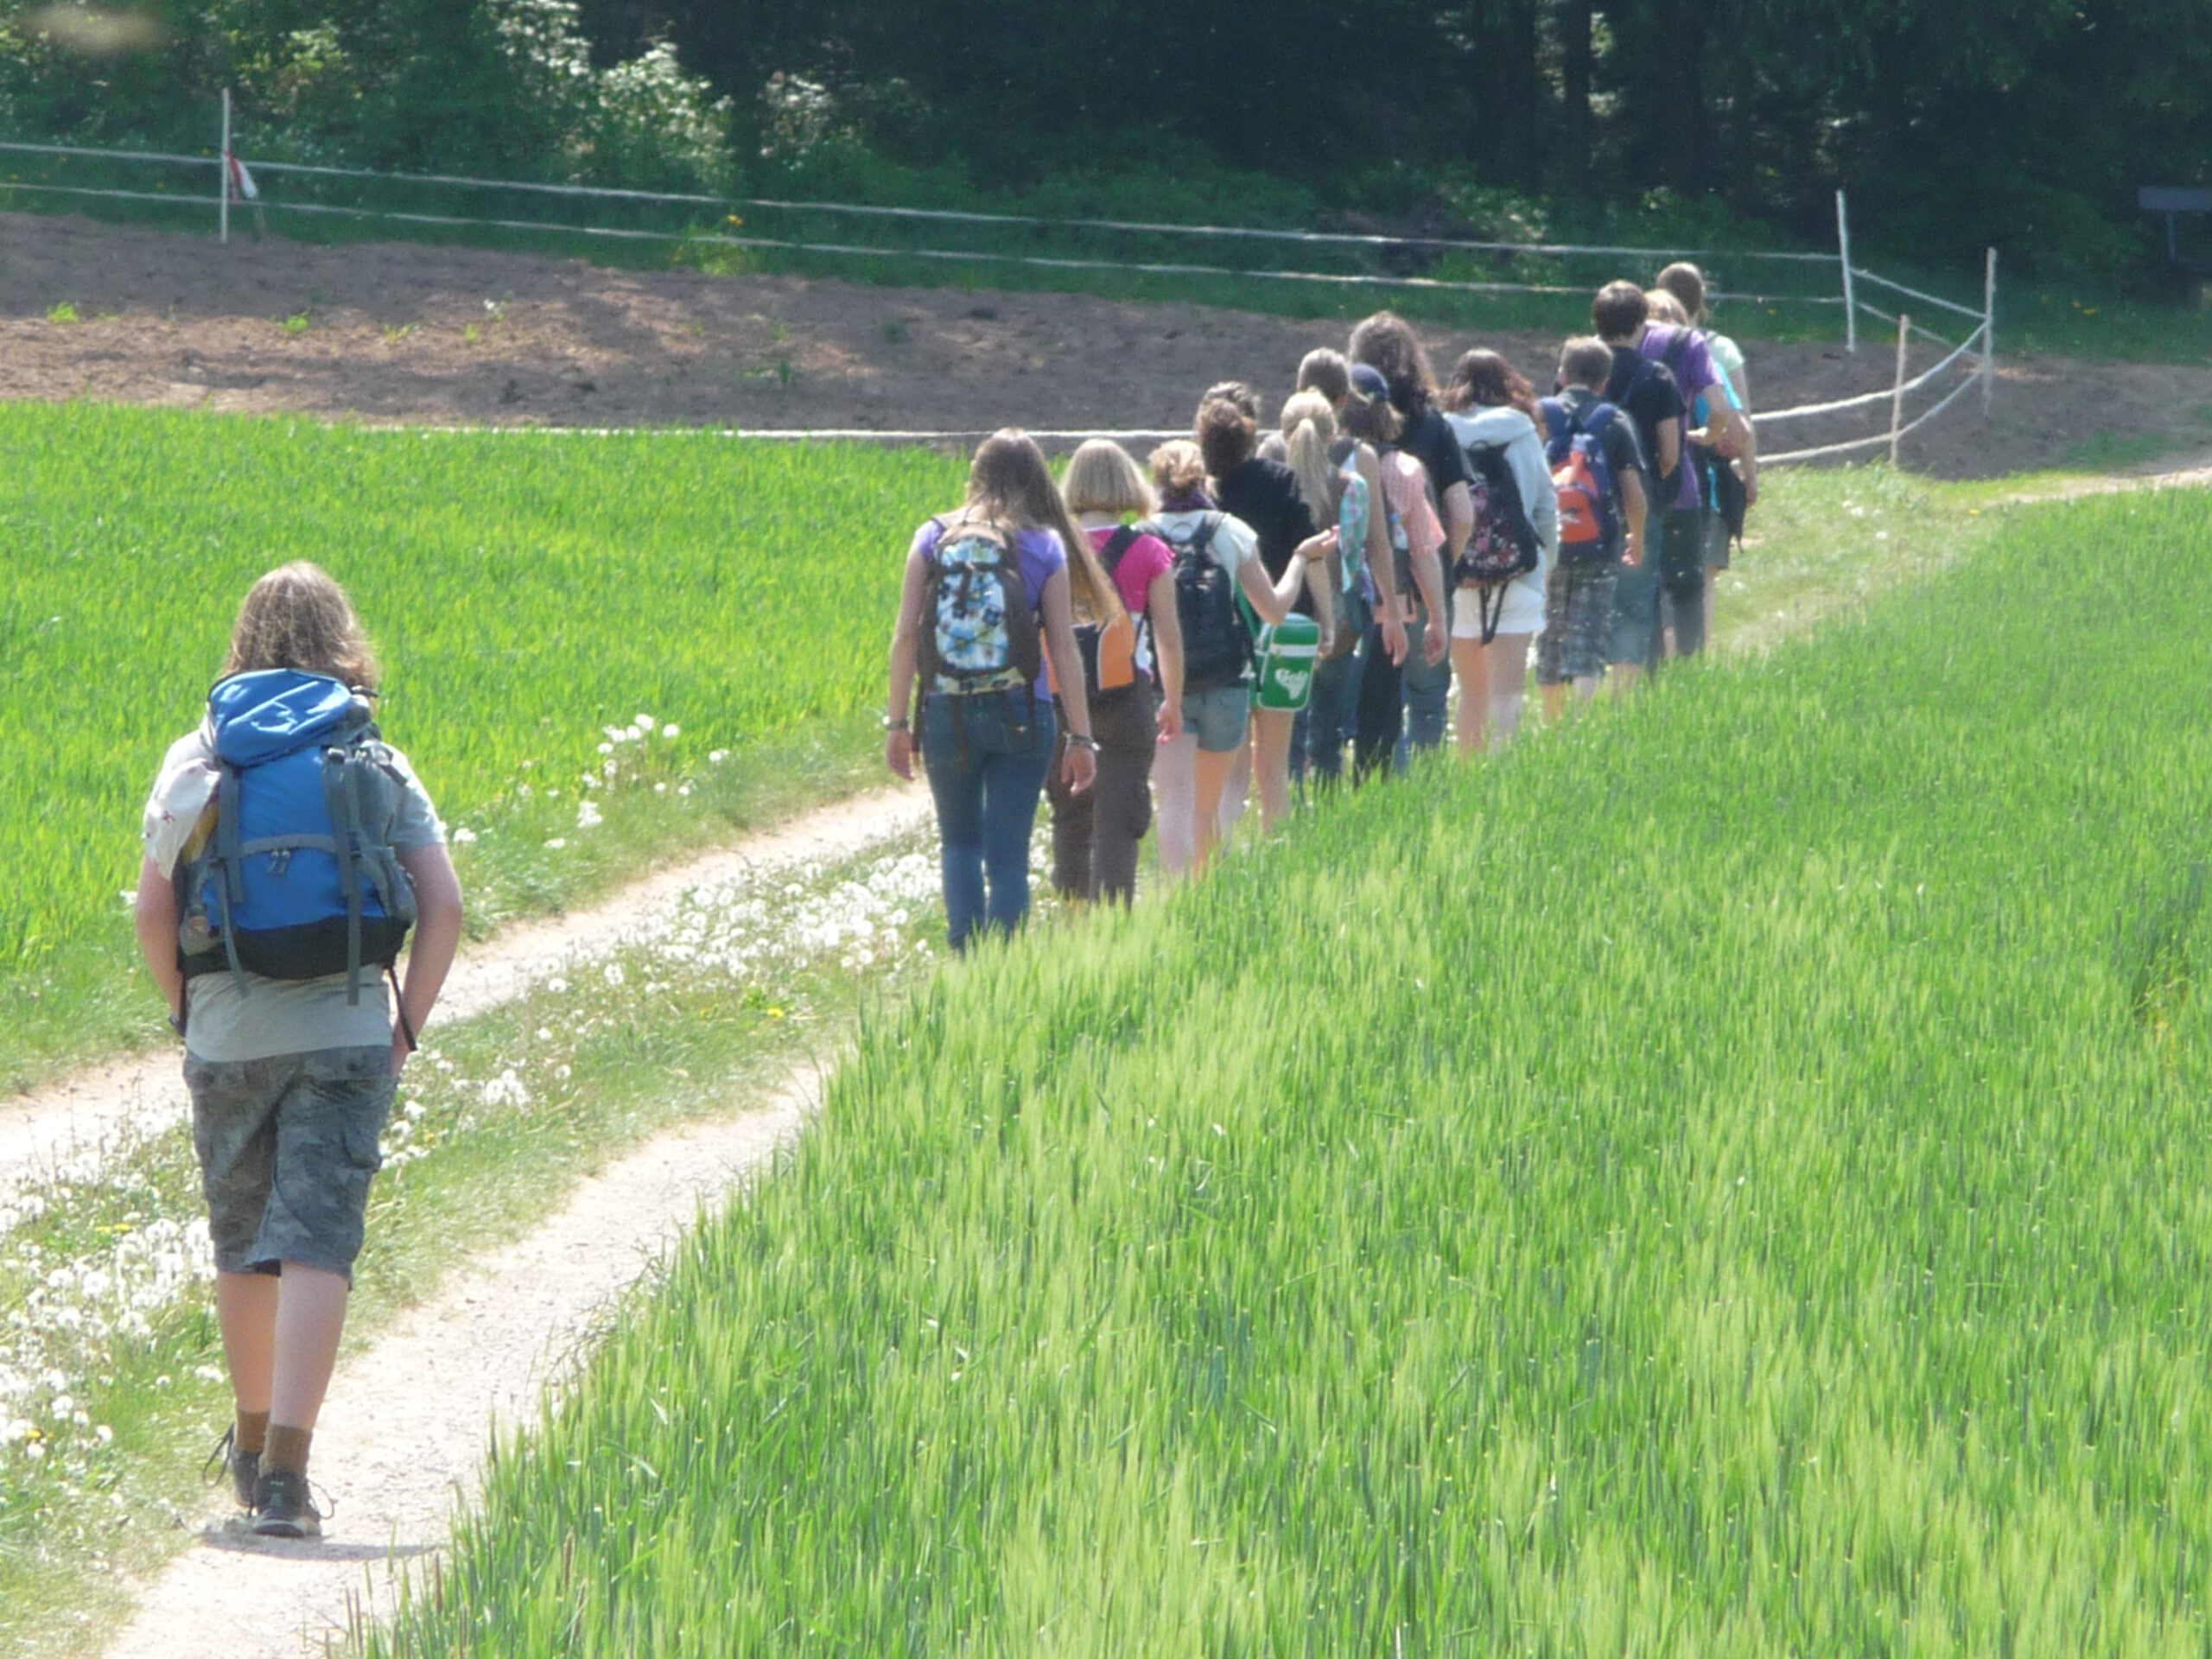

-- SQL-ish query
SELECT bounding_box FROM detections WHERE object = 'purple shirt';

[909,516,1067,700]
[1639,324,1722,511]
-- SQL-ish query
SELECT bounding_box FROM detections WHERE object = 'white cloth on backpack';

[142,726,220,874]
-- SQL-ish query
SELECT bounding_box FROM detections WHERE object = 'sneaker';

[250,1467,324,1540]
[203,1425,259,1511]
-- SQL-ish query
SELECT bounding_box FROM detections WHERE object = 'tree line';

[4,0,2206,280]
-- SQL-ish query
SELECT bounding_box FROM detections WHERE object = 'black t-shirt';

[1399,404,1471,504]
[1603,345,1682,490]
[1217,456,1319,618]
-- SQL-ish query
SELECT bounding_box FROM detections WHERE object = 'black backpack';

[1160,514,1252,693]
[1451,437,1544,645]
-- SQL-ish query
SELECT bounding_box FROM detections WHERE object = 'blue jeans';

[920,692,1056,951]
[1303,637,1365,787]
[1397,597,1452,766]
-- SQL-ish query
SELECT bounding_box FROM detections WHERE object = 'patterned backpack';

[1451,437,1544,644]
[917,517,1041,696]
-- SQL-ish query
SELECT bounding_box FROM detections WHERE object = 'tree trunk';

[1560,0,1594,184]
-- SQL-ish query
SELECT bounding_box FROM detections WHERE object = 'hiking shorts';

[186,1046,394,1284]
[1537,560,1618,685]
[1182,683,1251,753]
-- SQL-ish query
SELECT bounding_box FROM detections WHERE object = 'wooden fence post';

[1837,190,1857,353]
[1888,313,1910,466]
[219,88,231,245]
[1980,247,1998,414]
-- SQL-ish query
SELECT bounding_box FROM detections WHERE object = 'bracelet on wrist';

[1067,734,1098,751]
[883,715,909,731]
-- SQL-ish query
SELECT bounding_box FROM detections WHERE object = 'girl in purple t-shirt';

[884,429,1119,950]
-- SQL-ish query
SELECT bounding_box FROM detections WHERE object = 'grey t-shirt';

[145,730,447,1062]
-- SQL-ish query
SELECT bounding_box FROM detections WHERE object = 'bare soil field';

[3,210,2208,476]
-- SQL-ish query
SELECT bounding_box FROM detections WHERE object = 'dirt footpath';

[2,210,2208,477]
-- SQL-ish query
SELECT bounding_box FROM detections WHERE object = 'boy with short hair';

[1537,338,1648,721]
[1589,281,1685,690]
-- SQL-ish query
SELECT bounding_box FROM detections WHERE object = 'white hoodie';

[1446,405,1558,638]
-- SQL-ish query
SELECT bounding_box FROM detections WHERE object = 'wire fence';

[0,104,1999,467]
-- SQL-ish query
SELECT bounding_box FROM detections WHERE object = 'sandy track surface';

[3,209,2209,479]
[0,783,928,1220]
[102,1069,819,1659]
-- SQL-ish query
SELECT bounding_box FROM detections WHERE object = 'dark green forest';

[4,0,2209,283]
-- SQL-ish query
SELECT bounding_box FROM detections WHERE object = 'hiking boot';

[203,1425,259,1511]
[250,1467,324,1540]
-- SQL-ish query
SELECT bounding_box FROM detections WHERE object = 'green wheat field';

[0,405,961,1079]
[368,488,2212,1656]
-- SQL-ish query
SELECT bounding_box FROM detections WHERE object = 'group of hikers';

[124,263,1754,1545]
[886,268,1758,949]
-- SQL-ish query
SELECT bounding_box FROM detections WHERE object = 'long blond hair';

[1279,391,1339,526]
[222,563,381,691]
[963,429,1124,626]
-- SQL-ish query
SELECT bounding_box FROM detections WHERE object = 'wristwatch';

[882,715,909,731]
[1067,734,1099,751]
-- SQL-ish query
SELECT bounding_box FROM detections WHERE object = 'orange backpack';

[1541,396,1626,564]
[1051,526,1146,696]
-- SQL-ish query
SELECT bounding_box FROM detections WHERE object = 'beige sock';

[234,1409,270,1455]
[263,1424,314,1478]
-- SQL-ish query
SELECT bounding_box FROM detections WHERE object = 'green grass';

[0,405,964,1087]
[374,487,2212,1656]
[2059,431,2187,472]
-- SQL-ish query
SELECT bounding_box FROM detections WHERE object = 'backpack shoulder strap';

[1100,524,1140,573]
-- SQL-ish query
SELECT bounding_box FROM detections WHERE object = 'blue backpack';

[175,670,417,1007]
[1539,396,1627,564]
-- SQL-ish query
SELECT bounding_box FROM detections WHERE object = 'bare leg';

[1154,730,1197,879]
[1574,673,1602,706]
[1610,662,1643,701]
[1192,745,1238,873]
[269,1263,351,1432]
[1250,709,1296,830]
[1485,632,1532,747]
[216,1270,278,1415]
[1541,682,1568,725]
[1217,737,1252,845]
[1452,633,1488,758]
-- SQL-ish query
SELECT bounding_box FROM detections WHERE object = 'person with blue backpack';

[134,562,463,1540]
[1644,283,1753,659]
[1537,338,1649,721]
[885,429,1110,950]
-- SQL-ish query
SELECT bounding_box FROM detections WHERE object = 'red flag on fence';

[224,151,257,204]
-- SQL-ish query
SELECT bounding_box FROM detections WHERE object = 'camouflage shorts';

[1536,561,1619,686]
[185,1046,393,1284]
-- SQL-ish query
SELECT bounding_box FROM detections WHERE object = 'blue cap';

[1349,363,1391,403]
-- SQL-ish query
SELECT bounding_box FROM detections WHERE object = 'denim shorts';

[186,1046,394,1283]
[1182,683,1252,754]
